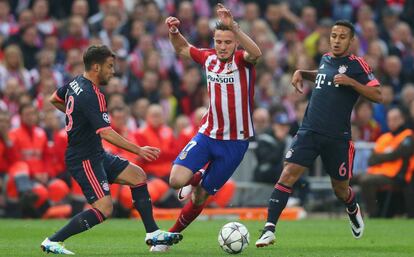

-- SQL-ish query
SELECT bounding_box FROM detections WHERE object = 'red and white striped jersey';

[190,47,256,140]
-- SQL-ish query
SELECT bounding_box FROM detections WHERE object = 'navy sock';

[266,183,292,231]
[49,208,105,242]
[131,183,159,233]
[345,187,357,213]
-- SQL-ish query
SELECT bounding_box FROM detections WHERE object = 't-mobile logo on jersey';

[315,73,326,89]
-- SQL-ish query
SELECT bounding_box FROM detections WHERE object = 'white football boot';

[255,230,275,248]
[145,230,183,246]
[40,238,75,255]
[347,203,364,239]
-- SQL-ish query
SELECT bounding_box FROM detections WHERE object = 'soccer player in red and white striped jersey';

[150,4,262,252]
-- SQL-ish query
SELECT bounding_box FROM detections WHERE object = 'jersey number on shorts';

[339,162,347,177]
[65,95,74,131]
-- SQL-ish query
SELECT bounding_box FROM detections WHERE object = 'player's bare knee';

[133,166,147,183]
[169,175,184,189]
[278,170,298,187]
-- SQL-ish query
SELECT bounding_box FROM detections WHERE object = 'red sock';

[186,171,203,187]
[169,200,206,232]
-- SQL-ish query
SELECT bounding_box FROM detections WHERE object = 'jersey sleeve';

[53,84,69,103]
[234,50,253,69]
[79,91,111,134]
[353,57,380,87]
[189,46,210,65]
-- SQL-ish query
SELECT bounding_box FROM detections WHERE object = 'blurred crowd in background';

[0,0,414,219]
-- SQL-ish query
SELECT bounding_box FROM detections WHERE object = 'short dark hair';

[334,20,355,37]
[83,45,116,71]
[214,21,232,32]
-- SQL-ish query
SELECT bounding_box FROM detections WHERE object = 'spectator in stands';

[373,84,395,133]
[0,0,17,38]
[179,66,204,116]
[190,17,213,49]
[2,77,27,116]
[60,15,89,52]
[6,104,68,217]
[353,99,382,142]
[135,104,179,207]
[382,55,405,95]
[0,109,12,192]
[252,108,271,136]
[15,24,40,70]
[239,2,261,35]
[289,98,308,136]
[359,107,414,217]
[0,44,31,91]
[159,80,178,125]
[254,112,292,184]
[389,22,412,58]
[400,84,414,110]
[253,112,308,205]
[32,0,56,36]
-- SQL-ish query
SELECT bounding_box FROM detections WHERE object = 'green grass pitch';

[0,218,413,257]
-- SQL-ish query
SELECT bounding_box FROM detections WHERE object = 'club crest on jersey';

[102,182,109,191]
[338,65,348,74]
[285,149,294,159]
[102,113,110,123]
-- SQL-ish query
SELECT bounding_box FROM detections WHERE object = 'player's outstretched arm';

[334,74,383,103]
[291,70,317,93]
[49,92,66,113]
[99,128,160,161]
[165,16,191,59]
[216,4,262,64]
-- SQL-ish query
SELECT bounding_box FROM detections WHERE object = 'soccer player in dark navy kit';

[40,45,182,254]
[256,21,383,247]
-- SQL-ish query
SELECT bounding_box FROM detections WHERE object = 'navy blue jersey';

[55,75,110,162]
[301,53,379,139]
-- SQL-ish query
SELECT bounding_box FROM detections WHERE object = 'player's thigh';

[285,130,320,169]
[102,152,130,184]
[201,139,249,195]
[113,162,146,186]
[68,158,110,204]
[172,133,212,176]
[320,138,355,181]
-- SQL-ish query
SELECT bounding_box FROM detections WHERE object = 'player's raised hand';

[291,70,304,94]
[216,3,234,28]
[138,146,161,161]
[334,74,355,87]
[165,16,180,32]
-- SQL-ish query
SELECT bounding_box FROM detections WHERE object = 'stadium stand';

[0,0,414,219]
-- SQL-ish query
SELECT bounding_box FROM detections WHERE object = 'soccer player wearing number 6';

[40,45,182,255]
[150,4,261,252]
[256,20,383,247]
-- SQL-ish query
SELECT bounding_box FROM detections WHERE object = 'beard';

[98,73,109,85]
[217,47,236,62]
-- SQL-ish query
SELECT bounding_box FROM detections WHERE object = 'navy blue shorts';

[285,130,355,180]
[67,152,129,203]
[174,133,249,195]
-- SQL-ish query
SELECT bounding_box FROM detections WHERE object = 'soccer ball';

[218,222,249,254]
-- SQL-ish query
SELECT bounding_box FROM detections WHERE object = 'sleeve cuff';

[96,126,111,134]
[366,79,380,87]
[53,92,65,103]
